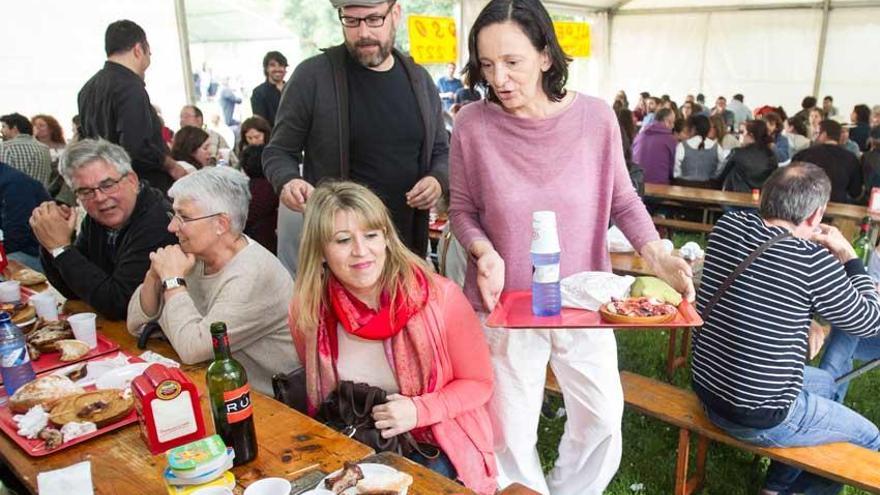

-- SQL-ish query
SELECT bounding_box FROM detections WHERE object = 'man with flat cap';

[262,0,448,275]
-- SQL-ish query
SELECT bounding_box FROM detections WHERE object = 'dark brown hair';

[237,116,272,158]
[171,126,209,167]
[464,0,571,104]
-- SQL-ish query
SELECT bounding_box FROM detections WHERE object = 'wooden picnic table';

[645,183,870,238]
[0,261,474,495]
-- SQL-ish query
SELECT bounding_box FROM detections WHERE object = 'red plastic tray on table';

[485,291,703,329]
[0,351,144,456]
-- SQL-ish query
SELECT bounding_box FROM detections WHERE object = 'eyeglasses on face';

[166,211,223,225]
[338,1,395,28]
[74,173,129,200]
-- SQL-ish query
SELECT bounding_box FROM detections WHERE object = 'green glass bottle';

[852,216,873,266]
[206,322,257,466]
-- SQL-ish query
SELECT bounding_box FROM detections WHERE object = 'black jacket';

[793,144,863,203]
[78,62,172,192]
[40,185,176,320]
[717,144,778,193]
[262,45,449,256]
[250,81,282,127]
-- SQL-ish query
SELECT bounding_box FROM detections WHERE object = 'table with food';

[0,261,473,495]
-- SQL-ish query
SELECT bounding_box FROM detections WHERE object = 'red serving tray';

[485,291,703,329]
[0,352,143,456]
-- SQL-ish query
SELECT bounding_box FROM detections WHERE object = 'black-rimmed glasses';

[338,1,395,28]
[166,211,223,225]
[74,173,129,200]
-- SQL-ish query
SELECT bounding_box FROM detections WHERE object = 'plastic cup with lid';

[531,211,560,254]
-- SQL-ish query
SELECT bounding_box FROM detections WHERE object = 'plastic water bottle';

[0,312,36,396]
[531,211,561,316]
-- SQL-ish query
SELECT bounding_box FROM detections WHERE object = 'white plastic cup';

[0,281,20,304]
[192,488,233,495]
[243,478,292,495]
[531,211,560,254]
[67,313,98,349]
[30,293,59,321]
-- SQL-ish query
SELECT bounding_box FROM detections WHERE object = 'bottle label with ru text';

[223,384,253,423]
[533,264,560,283]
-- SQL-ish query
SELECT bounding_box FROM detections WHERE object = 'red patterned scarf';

[302,267,436,414]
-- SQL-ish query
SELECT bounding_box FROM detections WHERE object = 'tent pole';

[812,0,831,97]
[174,0,195,105]
[697,13,711,99]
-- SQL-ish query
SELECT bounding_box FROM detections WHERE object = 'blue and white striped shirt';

[692,211,880,428]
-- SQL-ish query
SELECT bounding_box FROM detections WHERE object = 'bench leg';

[666,327,692,380]
[675,429,710,495]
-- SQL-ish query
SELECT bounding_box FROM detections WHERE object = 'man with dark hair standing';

[263,0,448,276]
[793,119,863,203]
[0,113,52,187]
[250,51,288,127]
[78,19,187,194]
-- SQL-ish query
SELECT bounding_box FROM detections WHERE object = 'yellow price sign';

[553,21,590,58]
[408,15,457,65]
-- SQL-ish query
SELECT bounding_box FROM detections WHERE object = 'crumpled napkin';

[561,271,635,311]
[607,226,634,253]
[679,241,704,261]
[37,461,93,495]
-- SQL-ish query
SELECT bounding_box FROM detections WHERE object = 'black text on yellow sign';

[553,21,591,58]
[408,15,457,64]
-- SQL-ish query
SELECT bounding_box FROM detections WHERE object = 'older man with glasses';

[263,0,448,278]
[30,139,176,320]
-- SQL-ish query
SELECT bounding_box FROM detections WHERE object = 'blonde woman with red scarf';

[289,182,497,494]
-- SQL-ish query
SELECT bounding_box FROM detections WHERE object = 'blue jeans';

[819,328,880,402]
[406,449,457,480]
[705,366,880,494]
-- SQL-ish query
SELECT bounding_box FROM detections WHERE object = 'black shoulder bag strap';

[700,230,792,323]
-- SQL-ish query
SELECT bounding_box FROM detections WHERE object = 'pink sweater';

[450,94,659,309]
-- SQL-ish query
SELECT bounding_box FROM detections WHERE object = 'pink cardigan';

[449,94,659,309]
[290,274,497,494]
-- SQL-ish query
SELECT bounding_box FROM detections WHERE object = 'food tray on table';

[0,351,144,456]
[0,333,119,385]
[485,291,703,329]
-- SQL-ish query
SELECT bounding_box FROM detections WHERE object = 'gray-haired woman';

[127,166,300,394]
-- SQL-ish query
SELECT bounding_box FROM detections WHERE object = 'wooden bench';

[652,216,714,234]
[620,370,880,494]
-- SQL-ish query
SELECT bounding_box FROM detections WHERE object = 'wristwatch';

[50,245,70,259]
[161,277,187,291]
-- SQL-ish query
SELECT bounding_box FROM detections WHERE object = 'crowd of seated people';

[616,89,879,204]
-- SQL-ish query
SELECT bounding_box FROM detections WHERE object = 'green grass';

[536,329,880,494]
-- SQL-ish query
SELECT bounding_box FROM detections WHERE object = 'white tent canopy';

[459,0,880,114]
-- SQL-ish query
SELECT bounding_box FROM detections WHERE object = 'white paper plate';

[318,464,407,495]
[95,362,151,390]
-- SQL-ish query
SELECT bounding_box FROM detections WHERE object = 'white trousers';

[276,204,304,279]
[482,325,623,495]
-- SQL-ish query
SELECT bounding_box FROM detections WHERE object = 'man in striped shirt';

[693,162,880,494]
[0,113,52,187]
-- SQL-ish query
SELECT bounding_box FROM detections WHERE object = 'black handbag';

[318,381,439,459]
[272,367,309,414]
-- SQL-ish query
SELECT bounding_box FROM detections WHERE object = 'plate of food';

[0,374,137,456]
[599,297,678,324]
[0,319,120,385]
[319,462,414,494]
